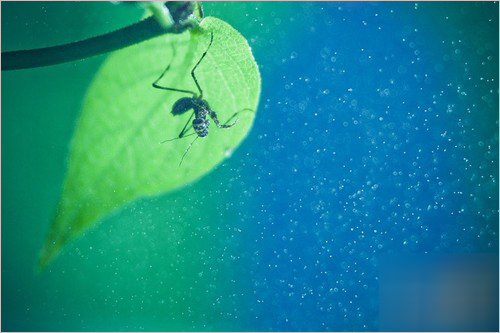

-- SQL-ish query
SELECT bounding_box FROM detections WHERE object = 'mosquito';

[152,31,252,166]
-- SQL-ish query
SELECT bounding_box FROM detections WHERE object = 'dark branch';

[1,17,193,71]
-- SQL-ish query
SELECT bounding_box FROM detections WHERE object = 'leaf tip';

[37,242,60,272]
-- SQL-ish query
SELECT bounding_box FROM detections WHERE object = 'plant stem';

[1,17,193,71]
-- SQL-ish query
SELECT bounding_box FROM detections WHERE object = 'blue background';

[2,1,498,331]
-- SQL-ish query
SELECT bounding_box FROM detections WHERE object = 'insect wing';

[171,97,195,115]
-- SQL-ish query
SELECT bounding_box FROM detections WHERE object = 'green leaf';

[39,17,261,269]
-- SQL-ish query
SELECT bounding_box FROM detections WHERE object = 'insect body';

[152,32,250,165]
[170,95,235,139]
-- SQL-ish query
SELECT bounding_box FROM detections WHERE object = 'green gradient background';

[1,2,285,331]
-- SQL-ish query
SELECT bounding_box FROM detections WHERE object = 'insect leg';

[152,42,197,96]
[222,108,254,126]
[209,110,232,129]
[179,135,199,166]
[161,111,196,143]
[191,32,214,99]
[209,108,254,129]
